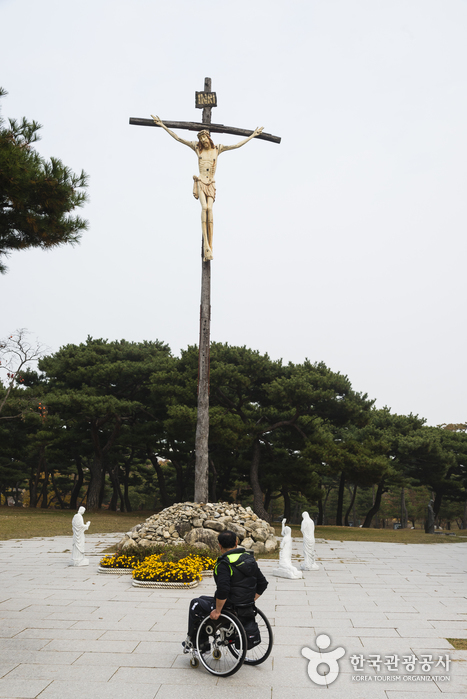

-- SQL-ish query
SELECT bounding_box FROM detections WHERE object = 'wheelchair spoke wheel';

[243,606,273,665]
[196,610,247,677]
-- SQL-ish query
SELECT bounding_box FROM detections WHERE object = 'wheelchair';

[185,604,273,677]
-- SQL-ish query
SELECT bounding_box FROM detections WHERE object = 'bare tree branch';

[0,328,47,415]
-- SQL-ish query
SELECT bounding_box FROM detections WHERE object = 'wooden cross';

[130,78,280,504]
[129,77,281,143]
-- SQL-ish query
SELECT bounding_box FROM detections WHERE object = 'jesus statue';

[151,115,264,261]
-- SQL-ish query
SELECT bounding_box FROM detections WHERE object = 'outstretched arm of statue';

[218,126,264,153]
[150,115,196,150]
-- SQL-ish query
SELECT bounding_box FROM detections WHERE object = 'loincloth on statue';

[193,176,216,201]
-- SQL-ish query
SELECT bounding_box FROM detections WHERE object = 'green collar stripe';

[226,553,243,563]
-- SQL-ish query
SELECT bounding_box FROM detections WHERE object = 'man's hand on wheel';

[210,609,221,620]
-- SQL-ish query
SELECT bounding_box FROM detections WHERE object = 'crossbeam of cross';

[129,117,281,144]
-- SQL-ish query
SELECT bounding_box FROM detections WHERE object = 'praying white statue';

[151,115,264,262]
[69,506,91,567]
[300,511,319,571]
[273,518,303,579]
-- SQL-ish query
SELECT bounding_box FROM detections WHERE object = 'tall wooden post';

[194,77,212,503]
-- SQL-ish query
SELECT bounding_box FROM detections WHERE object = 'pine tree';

[0,88,88,272]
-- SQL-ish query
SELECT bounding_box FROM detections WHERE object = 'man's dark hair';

[218,530,237,549]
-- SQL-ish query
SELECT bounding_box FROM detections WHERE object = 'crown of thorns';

[197,130,211,138]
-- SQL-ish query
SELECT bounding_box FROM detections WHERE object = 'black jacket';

[214,547,268,606]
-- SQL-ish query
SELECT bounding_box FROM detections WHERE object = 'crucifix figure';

[130,78,280,504]
[150,116,264,260]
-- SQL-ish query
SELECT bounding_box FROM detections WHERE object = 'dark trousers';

[187,595,215,638]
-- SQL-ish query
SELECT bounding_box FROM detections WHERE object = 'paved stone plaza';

[0,533,466,698]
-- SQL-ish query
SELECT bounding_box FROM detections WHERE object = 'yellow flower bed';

[100,553,139,569]
[194,554,216,571]
[132,554,204,584]
[99,551,217,584]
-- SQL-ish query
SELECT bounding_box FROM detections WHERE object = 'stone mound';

[117,501,278,554]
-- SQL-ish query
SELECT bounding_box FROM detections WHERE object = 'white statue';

[300,511,319,571]
[273,518,303,579]
[69,506,91,567]
[151,115,264,261]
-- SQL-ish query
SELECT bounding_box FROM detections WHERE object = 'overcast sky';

[1,0,466,426]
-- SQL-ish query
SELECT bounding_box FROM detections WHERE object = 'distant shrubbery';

[1,335,466,531]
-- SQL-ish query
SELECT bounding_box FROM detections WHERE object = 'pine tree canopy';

[0,88,88,273]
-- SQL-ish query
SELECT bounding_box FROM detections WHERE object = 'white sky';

[1,0,466,426]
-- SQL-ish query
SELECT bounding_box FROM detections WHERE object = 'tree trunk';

[264,487,272,513]
[462,496,467,530]
[107,463,124,512]
[30,455,43,508]
[87,456,105,510]
[265,489,282,519]
[344,484,358,526]
[109,490,118,511]
[317,496,323,525]
[50,471,65,509]
[209,458,218,503]
[425,497,435,534]
[123,459,132,513]
[40,458,49,509]
[400,487,408,529]
[362,479,385,528]
[87,418,122,510]
[336,471,345,526]
[70,456,84,510]
[250,439,270,522]
[282,486,291,522]
[98,468,107,508]
[432,488,443,518]
[318,484,332,526]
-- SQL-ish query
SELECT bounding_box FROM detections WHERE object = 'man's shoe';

[182,636,193,653]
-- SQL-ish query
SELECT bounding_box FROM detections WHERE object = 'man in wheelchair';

[184,530,269,652]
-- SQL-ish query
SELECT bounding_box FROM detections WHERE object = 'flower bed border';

[98,566,133,575]
[132,579,199,589]
[98,566,212,579]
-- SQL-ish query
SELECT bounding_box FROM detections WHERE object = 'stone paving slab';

[0,533,466,697]
[0,679,52,698]
[6,663,118,681]
[37,680,160,699]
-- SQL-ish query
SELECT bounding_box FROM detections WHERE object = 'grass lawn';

[447,639,467,650]
[1,508,466,544]
[289,524,466,544]
[0,508,154,541]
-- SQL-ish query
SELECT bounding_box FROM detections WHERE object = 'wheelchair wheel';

[195,610,247,677]
[243,607,273,665]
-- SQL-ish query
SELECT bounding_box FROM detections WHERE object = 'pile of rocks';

[117,501,278,555]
